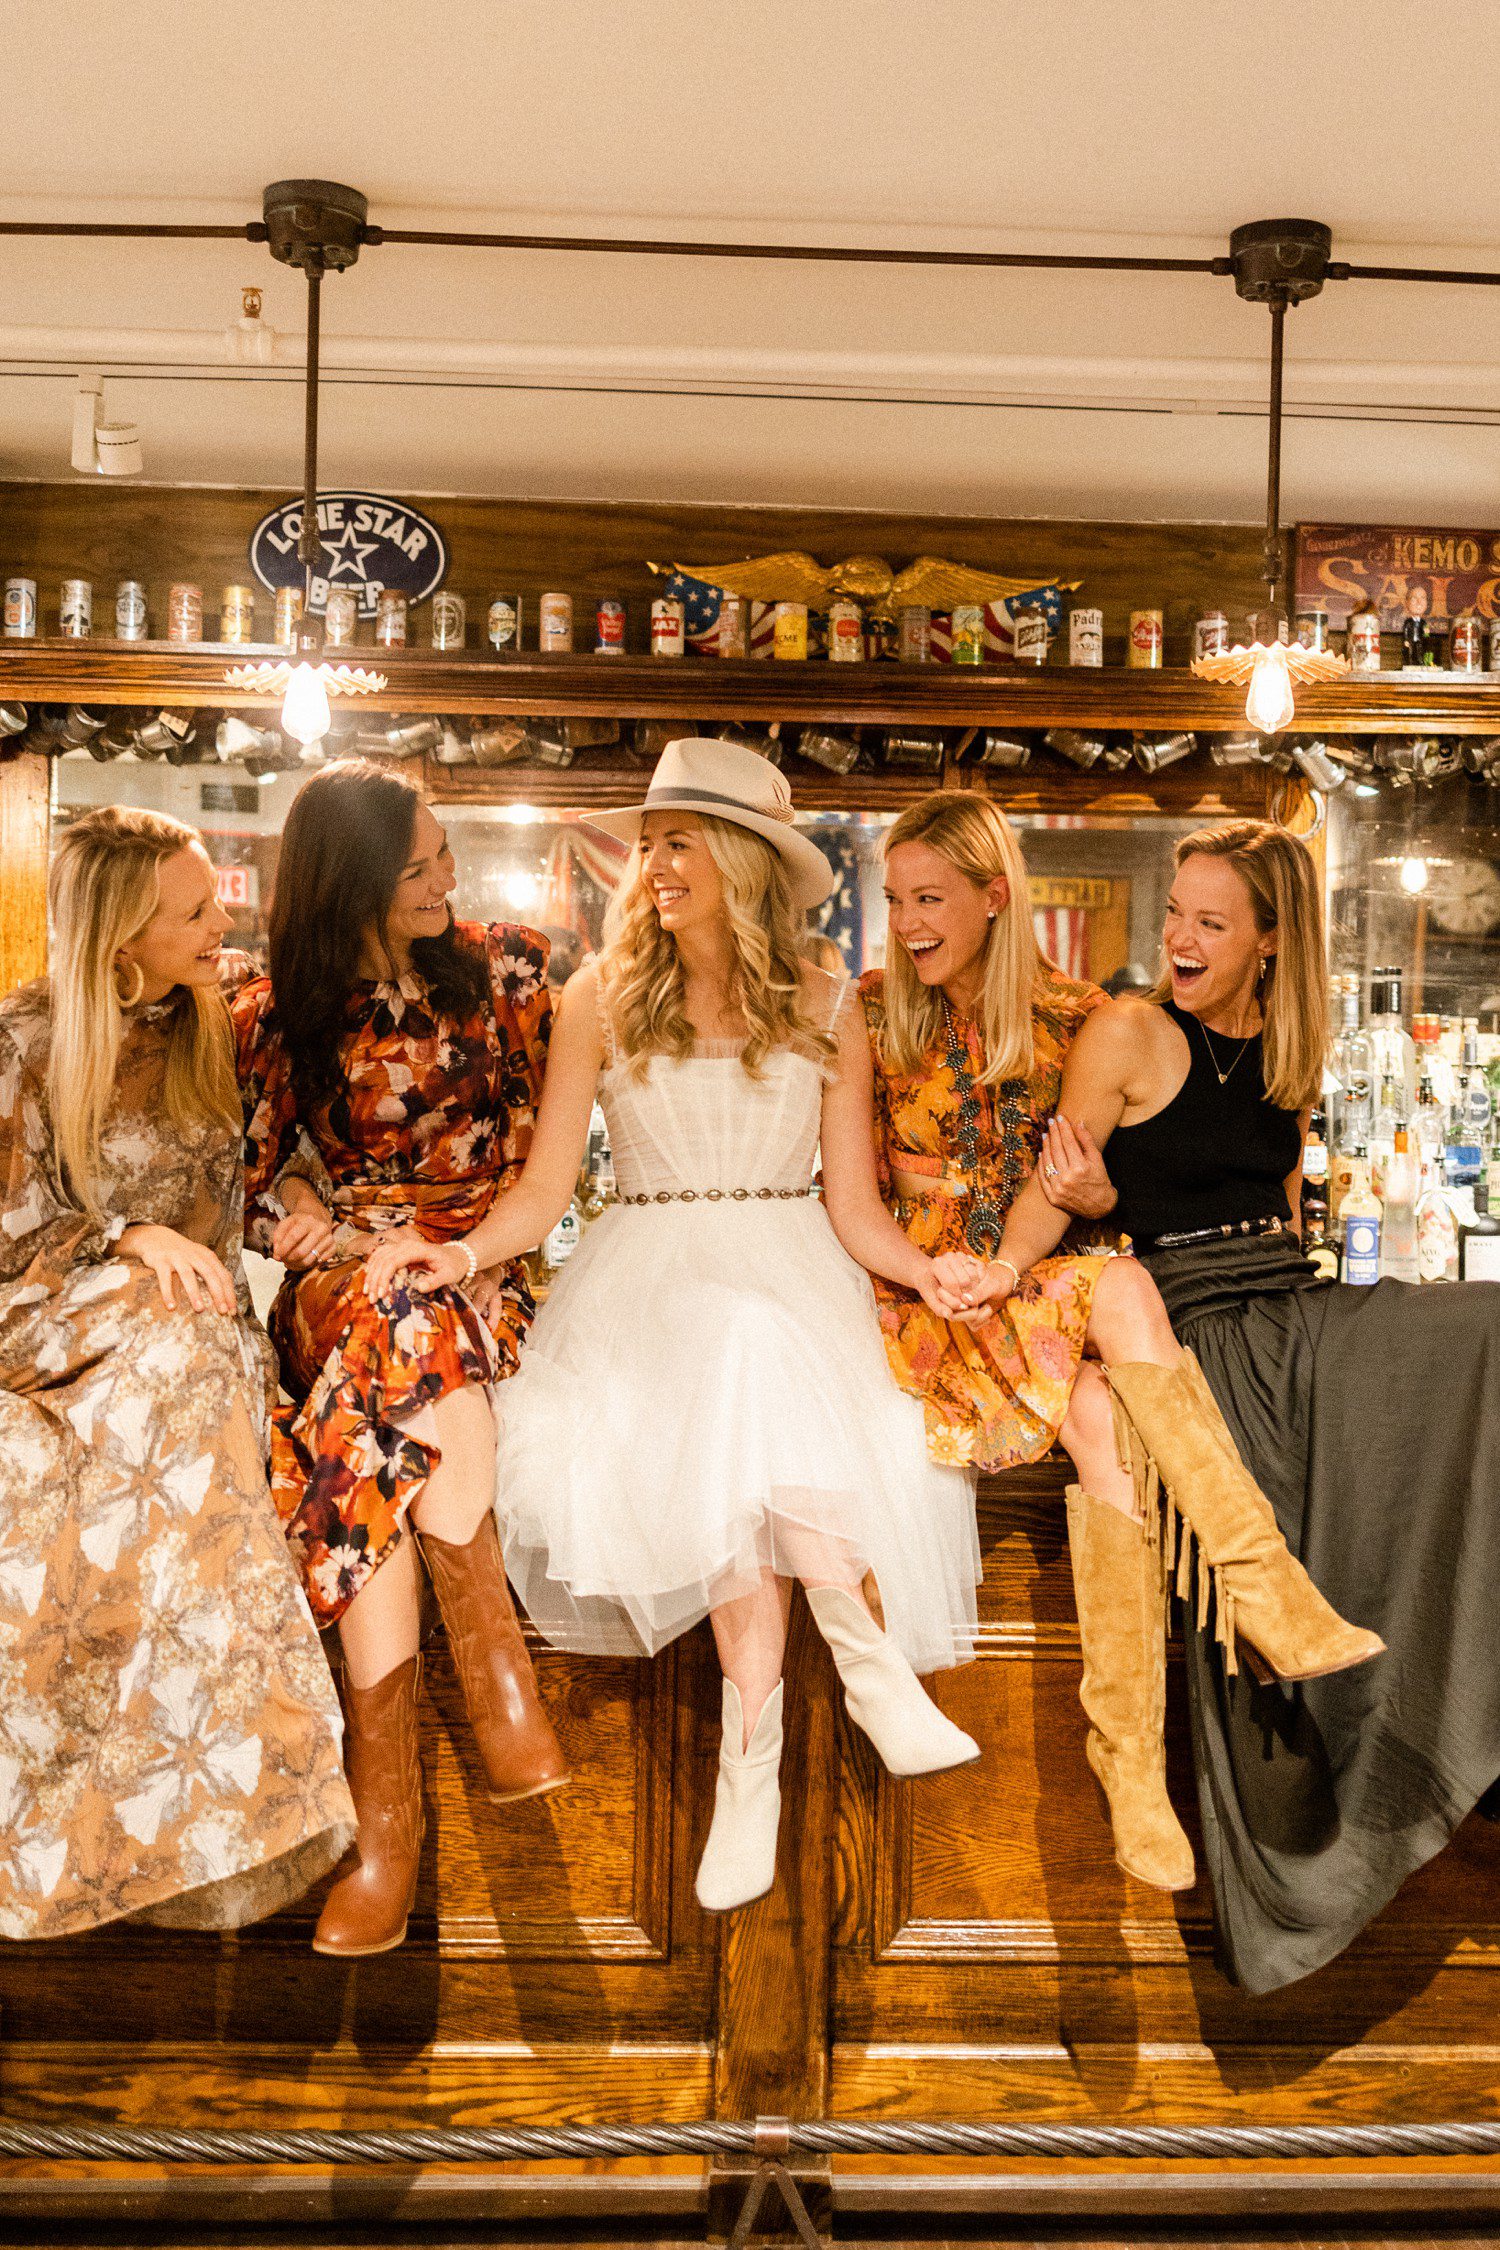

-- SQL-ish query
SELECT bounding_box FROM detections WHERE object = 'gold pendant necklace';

[1195,1014,1251,1086]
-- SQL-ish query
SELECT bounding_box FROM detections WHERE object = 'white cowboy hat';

[589,737,835,910]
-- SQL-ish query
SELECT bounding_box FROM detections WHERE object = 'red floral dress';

[232,922,550,1625]
[861,964,1114,1474]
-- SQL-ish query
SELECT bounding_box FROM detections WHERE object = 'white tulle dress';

[494,978,981,1674]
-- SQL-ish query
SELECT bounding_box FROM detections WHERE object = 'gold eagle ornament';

[655,551,1075,620]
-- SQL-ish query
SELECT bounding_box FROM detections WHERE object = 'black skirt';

[1139,1232,1500,1995]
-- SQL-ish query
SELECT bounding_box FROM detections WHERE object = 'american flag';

[985,583,1069,658]
[661,569,726,653]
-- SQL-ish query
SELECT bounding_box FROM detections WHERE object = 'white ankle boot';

[694,1679,784,1913]
[806,1586,980,1777]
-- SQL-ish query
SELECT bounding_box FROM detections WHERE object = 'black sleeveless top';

[1105,1001,1302,1249]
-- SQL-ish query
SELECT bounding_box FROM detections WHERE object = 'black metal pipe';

[297,265,322,588]
[1263,295,1287,613]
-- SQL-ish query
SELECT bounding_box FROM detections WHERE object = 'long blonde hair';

[599,814,836,1078]
[880,792,1040,1084]
[1166,819,1327,1112]
[47,806,241,1218]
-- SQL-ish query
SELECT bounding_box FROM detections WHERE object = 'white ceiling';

[4,0,1500,523]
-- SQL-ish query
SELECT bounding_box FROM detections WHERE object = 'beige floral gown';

[0,978,354,1941]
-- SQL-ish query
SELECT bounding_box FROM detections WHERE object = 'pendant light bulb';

[1399,854,1430,895]
[281,660,332,746]
[1244,643,1295,736]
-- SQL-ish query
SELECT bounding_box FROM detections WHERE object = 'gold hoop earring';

[114,957,145,1009]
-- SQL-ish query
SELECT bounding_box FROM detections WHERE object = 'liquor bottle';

[1329,977,1373,1154]
[1300,1126,1338,1279]
[1445,1021,1488,1186]
[1459,1179,1500,1282]
[1378,1128,1420,1281]
[1369,1065,1403,1195]
[1416,1157,1460,1282]
[1367,967,1416,1118]
[1341,1155,1382,1285]
[543,1200,583,1269]
[1413,1065,1446,1168]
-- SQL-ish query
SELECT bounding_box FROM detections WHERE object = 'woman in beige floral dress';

[0,807,353,1941]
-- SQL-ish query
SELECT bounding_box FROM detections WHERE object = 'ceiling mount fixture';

[223,181,385,747]
[1192,218,1349,735]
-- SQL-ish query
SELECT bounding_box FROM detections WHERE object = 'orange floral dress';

[861,965,1113,1473]
[231,922,550,1626]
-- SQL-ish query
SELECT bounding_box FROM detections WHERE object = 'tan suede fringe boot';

[1065,1486,1196,1893]
[1105,1351,1385,1685]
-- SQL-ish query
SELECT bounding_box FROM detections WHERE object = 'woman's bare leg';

[411,1383,499,1545]
[1059,1360,1140,1520]
[710,1571,794,1745]
[338,1533,422,1689]
[1084,1256,1183,1370]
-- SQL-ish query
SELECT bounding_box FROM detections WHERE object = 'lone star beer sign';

[1295,522,1500,628]
[249,491,448,620]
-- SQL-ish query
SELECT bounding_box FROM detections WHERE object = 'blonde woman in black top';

[968,817,1500,1992]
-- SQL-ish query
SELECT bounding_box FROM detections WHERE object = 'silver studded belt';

[619,1186,818,1207]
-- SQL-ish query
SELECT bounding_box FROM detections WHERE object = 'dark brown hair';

[267,759,489,1105]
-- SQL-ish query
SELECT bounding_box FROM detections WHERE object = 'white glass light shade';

[1244,644,1296,736]
[281,661,332,746]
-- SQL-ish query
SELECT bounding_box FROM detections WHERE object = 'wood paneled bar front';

[3,487,1500,2234]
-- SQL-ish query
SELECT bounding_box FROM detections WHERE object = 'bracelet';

[454,1241,478,1289]
[993,1257,1021,1291]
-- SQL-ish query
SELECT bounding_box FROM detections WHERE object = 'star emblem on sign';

[321,518,381,582]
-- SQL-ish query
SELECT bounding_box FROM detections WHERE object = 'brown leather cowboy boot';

[418,1516,570,1803]
[1065,1486,1196,1892]
[312,1655,424,1957]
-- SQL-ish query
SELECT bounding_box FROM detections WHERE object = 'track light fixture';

[70,370,143,477]
[1132,732,1196,773]
[0,704,28,739]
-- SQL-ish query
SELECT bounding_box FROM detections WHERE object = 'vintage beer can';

[274,586,304,647]
[538,592,573,653]
[430,591,466,650]
[115,579,147,640]
[828,597,864,662]
[1488,616,1500,673]
[1127,609,1164,668]
[1013,607,1050,666]
[651,596,686,656]
[59,579,92,638]
[1451,611,1484,672]
[1068,606,1104,666]
[1348,604,1382,672]
[219,583,256,643]
[167,583,203,643]
[324,587,358,646]
[896,605,932,663]
[1295,607,1330,652]
[595,597,626,654]
[772,602,808,660]
[950,604,985,666]
[1192,609,1229,662]
[377,589,410,648]
[485,595,520,652]
[3,579,37,639]
[716,593,748,657]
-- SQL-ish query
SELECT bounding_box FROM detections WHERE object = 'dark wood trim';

[3,642,1499,732]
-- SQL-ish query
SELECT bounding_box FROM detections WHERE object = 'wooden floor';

[5,1461,1500,2235]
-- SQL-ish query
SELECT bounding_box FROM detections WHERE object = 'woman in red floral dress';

[232,760,568,1957]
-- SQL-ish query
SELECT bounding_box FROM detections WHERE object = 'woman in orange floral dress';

[864,792,1207,1898]
[232,761,567,1959]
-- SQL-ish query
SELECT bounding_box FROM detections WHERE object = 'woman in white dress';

[363,739,982,1913]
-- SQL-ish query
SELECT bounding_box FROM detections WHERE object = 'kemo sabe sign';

[249,492,448,619]
[1295,522,1500,629]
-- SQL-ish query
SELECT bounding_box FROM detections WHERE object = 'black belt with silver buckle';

[1139,1215,1288,1253]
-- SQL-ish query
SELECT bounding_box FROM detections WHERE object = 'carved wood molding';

[2,642,1498,732]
